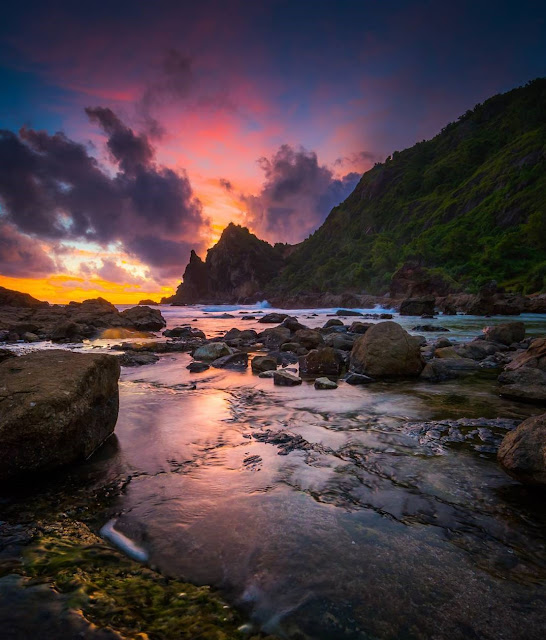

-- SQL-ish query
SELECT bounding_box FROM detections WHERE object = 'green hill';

[271,78,546,296]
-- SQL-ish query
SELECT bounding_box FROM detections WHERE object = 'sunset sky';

[1,0,545,303]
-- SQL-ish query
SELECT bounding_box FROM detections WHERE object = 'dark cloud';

[334,151,380,168]
[242,144,361,244]
[97,259,146,284]
[0,110,209,281]
[0,221,56,277]
[219,178,233,191]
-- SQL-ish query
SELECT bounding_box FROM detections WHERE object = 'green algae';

[17,521,271,640]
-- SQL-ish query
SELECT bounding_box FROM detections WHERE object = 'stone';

[350,321,424,378]
[323,333,355,351]
[420,358,480,381]
[258,370,276,378]
[211,352,248,369]
[344,372,374,385]
[0,350,119,480]
[118,352,159,367]
[497,367,546,403]
[349,321,371,334]
[251,355,277,373]
[314,377,338,390]
[324,319,344,328]
[435,338,452,349]
[434,346,462,359]
[335,309,363,317]
[258,313,289,324]
[164,326,206,339]
[273,370,302,386]
[399,296,436,316]
[223,328,258,342]
[50,321,88,343]
[119,306,166,331]
[281,317,309,332]
[258,326,291,349]
[187,361,210,373]
[294,329,324,349]
[192,342,231,361]
[412,324,450,332]
[22,332,40,342]
[504,337,546,372]
[299,347,343,377]
[483,322,525,346]
[138,298,159,305]
[498,413,546,485]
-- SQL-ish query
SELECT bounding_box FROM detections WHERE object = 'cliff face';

[163,223,287,304]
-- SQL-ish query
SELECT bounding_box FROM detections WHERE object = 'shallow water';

[5,304,546,639]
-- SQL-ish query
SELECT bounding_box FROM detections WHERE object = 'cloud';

[0,221,57,277]
[242,144,361,244]
[0,109,210,282]
[97,259,147,285]
[219,178,233,191]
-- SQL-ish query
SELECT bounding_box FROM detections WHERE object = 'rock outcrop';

[0,350,120,480]
[483,322,525,345]
[350,321,424,378]
[399,296,436,316]
[498,413,546,485]
[119,306,166,331]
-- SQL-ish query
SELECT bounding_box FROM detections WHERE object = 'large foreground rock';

[0,350,120,480]
[498,367,546,403]
[483,322,525,346]
[350,321,424,378]
[498,413,546,485]
[119,305,166,331]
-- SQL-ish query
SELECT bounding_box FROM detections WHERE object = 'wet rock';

[294,329,324,349]
[280,342,302,352]
[192,342,231,361]
[163,326,206,339]
[251,355,277,373]
[22,332,40,343]
[483,322,525,346]
[498,367,546,403]
[344,372,374,385]
[400,296,435,316]
[420,357,480,381]
[456,339,507,360]
[241,315,256,320]
[269,350,299,366]
[258,312,289,324]
[379,313,393,319]
[349,321,371,334]
[314,377,338,390]
[434,346,462,359]
[498,413,546,484]
[434,337,452,349]
[281,316,309,332]
[258,369,276,378]
[50,321,88,343]
[323,333,355,351]
[217,313,235,319]
[119,306,166,331]
[0,348,16,363]
[273,370,302,386]
[118,352,159,367]
[223,327,258,342]
[350,321,424,378]
[335,309,363,317]
[0,350,120,480]
[412,324,450,332]
[504,337,546,371]
[299,347,343,376]
[324,318,344,328]
[187,361,210,373]
[211,352,248,369]
[253,429,313,455]
[258,326,291,349]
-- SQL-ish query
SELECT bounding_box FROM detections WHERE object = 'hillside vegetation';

[272,78,546,296]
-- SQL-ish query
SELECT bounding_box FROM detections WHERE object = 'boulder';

[335,309,363,317]
[0,350,120,480]
[483,322,525,346]
[192,342,231,361]
[314,377,338,390]
[456,339,507,361]
[350,321,424,378]
[258,313,289,324]
[138,299,159,305]
[299,347,343,377]
[349,321,371,334]
[164,326,206,339]
[223,328,258,342]
[294,329,324,350]
[50,321,89,343]
[118,352,160,367]
[258,326,291,349]
[259,369,276,378]
[498,413,546,485]
[412,324,450,332]
[344,372,374,385]
[281,317,309,332]
[497,367,546,403]
[211,352,248,369]
[22,332,40,343]
[399,296,436,316]
[324,319,344,328]
[187,361,210,373]
[420,358,480,382]
[119,306,166,331]
[273,370,302,386]
[505,337,546,372]
[251,356,277,373]
[323,333,355,351]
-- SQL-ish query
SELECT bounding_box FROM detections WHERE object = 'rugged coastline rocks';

[119,306,166,331]
[498,413,546,485]
[0,350,120,480]
[399,296,436,316]
[483,321,525,345]
[350,321,424,378]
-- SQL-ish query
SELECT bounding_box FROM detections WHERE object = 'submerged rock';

[421,357,480,381]
[211,352,248,369]
[187,361,210,373]
[258,369,276,378]
[118,352,159,367]
[498,413,546,484]
[164,326,206,339]
[344,372,374,385]
[0,350,119,480]
[350,321,424,378]
[273,370,302,386]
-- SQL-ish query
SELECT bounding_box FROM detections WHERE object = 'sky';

[0,0,545,303]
